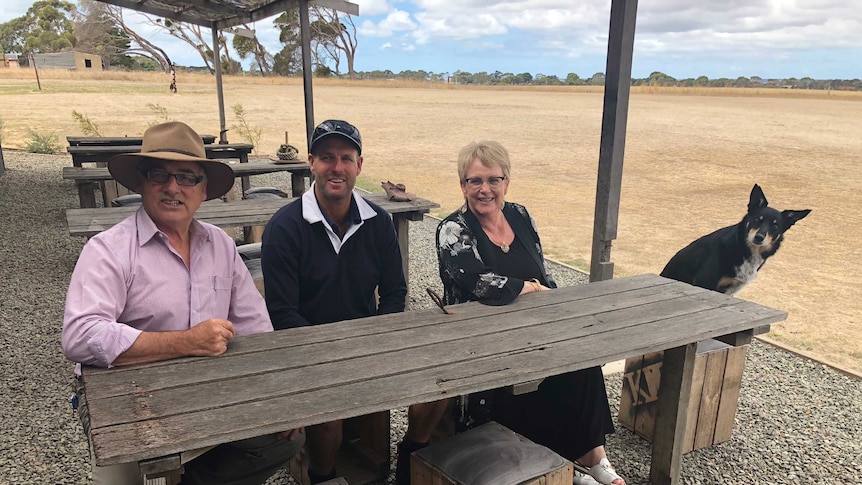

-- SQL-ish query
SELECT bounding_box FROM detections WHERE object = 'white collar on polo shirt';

[302,182,378,254]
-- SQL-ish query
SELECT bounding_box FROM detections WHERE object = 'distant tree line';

[354,69,862,91]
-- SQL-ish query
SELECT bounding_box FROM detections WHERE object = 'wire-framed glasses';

[464,176,507,189]
[145,169,205,186]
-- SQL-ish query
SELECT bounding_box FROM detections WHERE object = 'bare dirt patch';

[2,70,859,372]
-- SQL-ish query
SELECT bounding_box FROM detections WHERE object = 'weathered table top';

[66,194,438,238]
[79,273,786,483]
[67,135,217,146]
[62,160,310,181]
[67,143,254,166]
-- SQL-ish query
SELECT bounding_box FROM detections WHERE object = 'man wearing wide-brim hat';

[62,121,303,485]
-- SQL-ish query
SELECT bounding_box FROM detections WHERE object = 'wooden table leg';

[650,342,697,485]
[240,152,250,196]
[393,214,409,305]
[77,181,98,208]
[292,169,310,197]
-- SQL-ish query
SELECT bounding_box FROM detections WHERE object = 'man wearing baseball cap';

[261,119,408,483]
[62,121,303,484]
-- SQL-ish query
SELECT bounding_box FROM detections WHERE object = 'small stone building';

[32,51,103,71]
[3,54,20,68]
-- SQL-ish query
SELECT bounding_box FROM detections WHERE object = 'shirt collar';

[302,182,377,225]
[135,205,210,246]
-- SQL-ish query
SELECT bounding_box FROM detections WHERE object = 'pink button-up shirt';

[63,206,272,369]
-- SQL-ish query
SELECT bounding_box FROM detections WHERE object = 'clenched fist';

[185,318,236,356]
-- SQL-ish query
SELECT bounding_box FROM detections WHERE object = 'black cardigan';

[436,201,556,306]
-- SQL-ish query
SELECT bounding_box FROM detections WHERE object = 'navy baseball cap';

[309,119,362,155]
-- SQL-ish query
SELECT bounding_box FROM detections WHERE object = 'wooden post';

[299,0,316,148]
[212,23,228,144]
[589,0,638,282]
[29,54,42,91]
[285,131,290,145]
[0,138,5,176]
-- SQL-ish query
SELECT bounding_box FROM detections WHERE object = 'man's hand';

[112,319,237,366]
[185,318,236,356]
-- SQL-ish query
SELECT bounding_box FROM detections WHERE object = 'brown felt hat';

[108,121,234,200]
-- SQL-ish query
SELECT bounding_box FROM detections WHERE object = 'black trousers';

[466,366,615,462]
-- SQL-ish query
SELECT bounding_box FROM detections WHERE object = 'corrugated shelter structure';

[32,51,103,71]
[3,53,20,68]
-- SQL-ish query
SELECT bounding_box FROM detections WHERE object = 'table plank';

[66,194,438,238]
[80,275,786,467]
[68,143,254,166]
[62,161,309,181]
[67,135,217,146]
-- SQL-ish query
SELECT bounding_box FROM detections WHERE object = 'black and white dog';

[660,184,810,295]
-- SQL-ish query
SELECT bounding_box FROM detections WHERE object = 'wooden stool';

[237,242,262,261]
[619,338,749,453]
[111,194,142,207]
[243,258,264,296]
[411,421,573,485]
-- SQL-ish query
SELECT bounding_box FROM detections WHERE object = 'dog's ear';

[781,209,811,229]
[748,184,768,213]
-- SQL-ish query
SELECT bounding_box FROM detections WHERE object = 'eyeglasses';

[464,176,507,189]
[145,169,205,186]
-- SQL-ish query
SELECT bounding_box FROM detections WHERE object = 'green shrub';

[231,103,262,152]
[72,110,102,136]
[25,130,61,154]
[147,103,173,127]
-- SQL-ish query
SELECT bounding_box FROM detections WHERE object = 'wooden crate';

[619,339,749,453]
[287,411,390,485]
[411,422,573,485]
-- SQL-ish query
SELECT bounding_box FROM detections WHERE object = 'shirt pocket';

[197,275,233,321]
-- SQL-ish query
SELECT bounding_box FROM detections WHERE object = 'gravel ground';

[0,151,859,485]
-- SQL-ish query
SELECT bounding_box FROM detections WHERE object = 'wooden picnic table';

[66,135,217,146]
[67,143,254,167]
[62,160,311,208]
[67,143,258,208]
[77,274,786,484]
[66,194,439,286]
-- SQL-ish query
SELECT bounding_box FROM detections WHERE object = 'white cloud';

[412,12,507,44]
[353,0,394,16]
[402,43,416,51]
[359,9,417,37]
[380,42,393,50]
[395,0,862,71]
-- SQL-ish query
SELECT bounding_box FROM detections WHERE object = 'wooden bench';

[76,274,786,485]
[66,194,439,285]
[62,160,311,208]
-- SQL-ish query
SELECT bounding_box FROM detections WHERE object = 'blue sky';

[2,0,861,80]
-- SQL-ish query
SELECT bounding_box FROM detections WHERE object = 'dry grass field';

[1,69,860,373]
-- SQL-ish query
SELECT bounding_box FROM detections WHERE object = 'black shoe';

[308,468,337,484]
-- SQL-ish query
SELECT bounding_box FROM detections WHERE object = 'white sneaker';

[573,469,600,485]
[587,458,625,485]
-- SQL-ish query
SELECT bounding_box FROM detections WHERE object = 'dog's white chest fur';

[725,254,764,295]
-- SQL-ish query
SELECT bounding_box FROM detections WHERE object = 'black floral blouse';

[436,201,556,306]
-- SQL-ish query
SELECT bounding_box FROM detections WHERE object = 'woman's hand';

[519,279,549,295]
